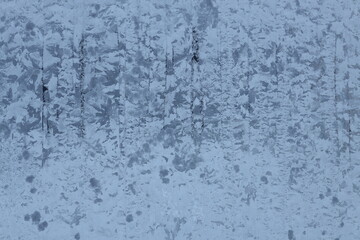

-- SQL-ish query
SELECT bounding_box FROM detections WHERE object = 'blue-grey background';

[0,0,360,239]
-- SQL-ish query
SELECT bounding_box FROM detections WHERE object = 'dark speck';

[94,198,103,203]
[141,170,151,175]
[89,178,100,188]
[234,165,240,173]
[288,230,294,240]
[319,193,324,199]
[24,214,30,221]
[162,178,170,184]
[159,169,169,177]
[26,175,35,183]
[332,196,339,205]
[322,230,326,235]
[136,211,142,216]
[31,211,41,224]
[340,222,344,227]
[89,178,101,193]
[126,214,133,222]
[23,150,30,160]
[30,188,37,194]
[38,221,48,231]
[260,176,268,184]
[74,233,80,240]
[25,22,35,31]
[326,187,332,196]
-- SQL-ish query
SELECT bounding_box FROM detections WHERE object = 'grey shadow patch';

[75,233,80,240]
[332,196,339,205]
[172,154,202,172]
[26,175,35,183]
[89,178,101,193]
[38,221,48,231]
[288,230,294,240]
[22,150,30,160]
[261,176,268,184]
[25,21,35,31]
[159,169,169,178]
[126,214,133,223]
[0,123,10,139]
[162,178,170,184]
[31,211,41,224]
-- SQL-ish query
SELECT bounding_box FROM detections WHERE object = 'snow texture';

[0,0,360,239]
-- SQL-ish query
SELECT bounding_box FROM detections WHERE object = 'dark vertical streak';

[346,77,351,162]
[333,35,340,162]
[164,43,168,127]
[190,27,204,141]
[217,26,223,143]
[79,34,86,138]
[273,43,280,157]
[116,28,122,161]
[41,40,45,132]
[190,27,196,136]
[146,26,151,120]
[191,27,200,64]
[348,119,351,162]
[56,44,61,121]
[41,37,46,167]
[246,46,251,143]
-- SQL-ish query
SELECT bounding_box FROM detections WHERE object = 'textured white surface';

[0,0,360,239]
